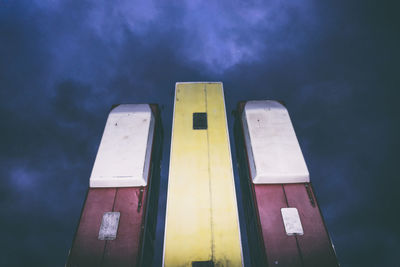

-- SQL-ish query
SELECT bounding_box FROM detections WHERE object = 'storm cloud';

[0,0,399,266]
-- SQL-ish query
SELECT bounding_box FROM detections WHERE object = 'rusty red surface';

[284,183,338,267]
[67,187,147,267]
[252,183,338,267]
[254,184,303,266]
[68,188,116,267]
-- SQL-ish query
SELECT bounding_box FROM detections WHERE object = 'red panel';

[102,187,147,267]
[254,184,302,266]
[67,188,116,267]
[284,183,338,267]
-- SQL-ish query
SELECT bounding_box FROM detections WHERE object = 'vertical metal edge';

[220,83,244,267]
[162,83,178,267]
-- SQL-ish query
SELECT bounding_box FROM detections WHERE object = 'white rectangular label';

[281,208,303,235]
[98,212,120,240]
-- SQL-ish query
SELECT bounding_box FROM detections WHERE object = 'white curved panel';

[90,104,154,188]
[242,100,309,184]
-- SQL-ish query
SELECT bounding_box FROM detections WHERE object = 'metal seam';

[282,185,304,267]
[100,189,118,267]
[204,84,215,262]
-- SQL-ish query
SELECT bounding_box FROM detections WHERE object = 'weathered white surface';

[281,208,303,235]
[98,212,120,240]
[242,100,309,184]
[90,104,154,188]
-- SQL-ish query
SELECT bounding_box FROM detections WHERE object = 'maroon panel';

[67,188,116,267]
[284,183,338,267]
[254,184,302,267]
[102,187,148,267]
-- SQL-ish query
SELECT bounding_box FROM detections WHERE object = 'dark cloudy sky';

[1,0,399,266]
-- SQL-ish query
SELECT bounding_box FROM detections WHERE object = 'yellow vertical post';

[163,82,243,267]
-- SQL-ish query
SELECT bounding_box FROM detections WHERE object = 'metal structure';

[163,82,243,266]
[67,83,339,267]
[234,100,338,266]
[67,104,162,267]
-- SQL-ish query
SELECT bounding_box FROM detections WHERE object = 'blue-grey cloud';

[0,0,399,266]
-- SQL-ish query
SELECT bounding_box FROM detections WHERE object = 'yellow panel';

[163,82,243,267]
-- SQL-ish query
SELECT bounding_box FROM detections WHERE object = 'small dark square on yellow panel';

[193,112,207,130]
[192,260,214,267]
